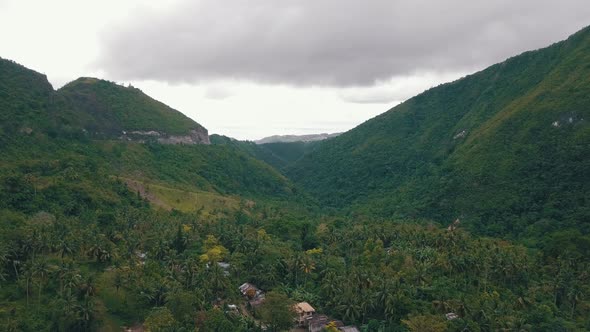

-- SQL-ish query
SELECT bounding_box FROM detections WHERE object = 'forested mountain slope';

[289,26,590,237]
[0,58,300,210]
[1,58,209,143]
[0,58,55,135]
[57,78,209,142]
[1,29,590,331]
[211,134,321,172]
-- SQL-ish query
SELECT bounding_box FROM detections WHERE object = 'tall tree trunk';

[26,277,29,307]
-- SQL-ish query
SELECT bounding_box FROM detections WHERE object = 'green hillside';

[258,141,321,170]
[0,58,207,140]
[289,27,590,238]
[58,78,204,136]
[0,58,302,215]
[0,59,319,331]
[1,27,590,331]
[0,58,54,135]
[211,134,320,171]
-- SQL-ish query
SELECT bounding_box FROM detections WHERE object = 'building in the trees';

[308,314,343,332]
[239,282,265,308]
[294,302,315,326]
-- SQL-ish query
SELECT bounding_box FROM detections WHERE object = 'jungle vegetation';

[0,26,589,332]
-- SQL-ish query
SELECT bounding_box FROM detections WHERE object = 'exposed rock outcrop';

[159,128,211,145]
[121,127,210,145]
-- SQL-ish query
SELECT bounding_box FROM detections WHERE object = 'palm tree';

[320,271,341,305]
[22,261,35,307]
[33,259,50,307]
[54,290,78,329]
[373,279,392,317]
[113,272,123,293]
[56,239,74,261]
[0,243,9,281]
[79,275,96,297]
[337,296,361,324]
[11,258,21,281]
[76,296,95,330]
[64,268,82,294]
[55,262,72,295]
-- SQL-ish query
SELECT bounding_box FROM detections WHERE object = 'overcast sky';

[1,0,589,140]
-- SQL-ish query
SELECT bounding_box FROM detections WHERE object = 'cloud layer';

[98,0,590,86]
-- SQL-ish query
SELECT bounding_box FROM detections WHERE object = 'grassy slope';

[288,26,590,237]
[121,177,240,213]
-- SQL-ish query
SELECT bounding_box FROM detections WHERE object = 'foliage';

[288,26,590,239]
[58,77,203,136]
[1,27,590,332]
[144,307,176,332]
[258,292,296,332]
[402,314,447,332]
[210,134,321,173]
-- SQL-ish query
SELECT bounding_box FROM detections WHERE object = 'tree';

[75,296,96,331]
[324,321,340,332]
[200,235,229,263]
[401,314,447,332]
[200,308,239,332]
[172,224,187,253]
[258,292,296,332]
[33,258,50,307]
[144,307,176,332]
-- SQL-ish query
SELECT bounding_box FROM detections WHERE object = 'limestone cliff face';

[122,126,210,145]
[158,128,211,145]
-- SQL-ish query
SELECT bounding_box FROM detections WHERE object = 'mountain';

[0,58,209,144]
[211,134,321,172]
[255,132,341,144]
[0,58,299,208]
[57,78,209,144]
[288,26,590,237]
[2,30,590,331]
[0,58,55,135]
[0,58,318,331]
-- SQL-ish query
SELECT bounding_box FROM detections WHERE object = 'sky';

[1,0,589,140]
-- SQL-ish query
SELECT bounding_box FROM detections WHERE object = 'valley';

[0,26,589,332]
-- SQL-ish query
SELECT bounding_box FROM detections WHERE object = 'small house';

[294,302,315,326]
[308,315,343,332]
[239,283,262,298]
[239,282,265,308]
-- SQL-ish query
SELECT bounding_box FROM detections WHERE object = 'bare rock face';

[121,127,210,145]
[158,128,211,145]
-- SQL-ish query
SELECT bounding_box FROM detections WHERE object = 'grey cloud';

[340,94,400,105]
[339,86,404,104]
[340,71,469,104]
[98,0,590,86]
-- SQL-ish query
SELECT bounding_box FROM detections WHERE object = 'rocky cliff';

[122,127,210,145]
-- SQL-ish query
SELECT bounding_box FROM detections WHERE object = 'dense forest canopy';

[0,27,589,331]
[288,26,590,240]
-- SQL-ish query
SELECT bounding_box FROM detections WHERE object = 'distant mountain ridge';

[211,134,321,172]
[255,132,341,144]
